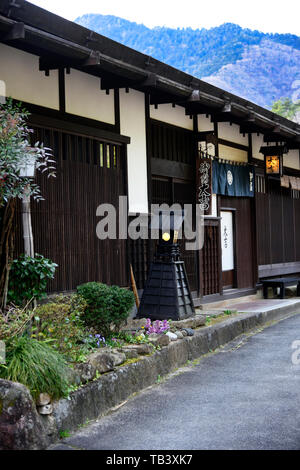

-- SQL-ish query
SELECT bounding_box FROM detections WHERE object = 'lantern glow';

[260,145,285,179]
[265,155,281,175]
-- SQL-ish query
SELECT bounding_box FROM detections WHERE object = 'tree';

[0,98,55,307]
[271,97,300,122]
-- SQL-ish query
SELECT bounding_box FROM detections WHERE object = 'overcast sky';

[29,0,299,35]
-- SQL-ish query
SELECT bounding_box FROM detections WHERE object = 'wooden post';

[130,264,140,309]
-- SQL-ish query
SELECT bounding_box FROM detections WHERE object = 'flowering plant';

[85,333,106,348]
[144,318,170,335]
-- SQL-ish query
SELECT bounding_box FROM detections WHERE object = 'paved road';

[52,314,300,450]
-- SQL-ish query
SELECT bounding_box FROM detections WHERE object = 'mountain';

[203,40,300,109]
[75,15,300,109]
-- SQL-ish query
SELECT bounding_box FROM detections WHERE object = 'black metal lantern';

[155,210,185,262]
[137,210,195,321]
[260,145,286,178]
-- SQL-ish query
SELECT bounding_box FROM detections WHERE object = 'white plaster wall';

[252,133,265,160]
[65,69,115,124]
[198,114,214,132]
[219,144,248,162]
[0,43,59,109]
[150,103,193,130]
[218,122,248,146]
[284,149,300,170]
[120,89,148,214]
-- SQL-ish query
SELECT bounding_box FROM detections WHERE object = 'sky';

[29,0,300,35]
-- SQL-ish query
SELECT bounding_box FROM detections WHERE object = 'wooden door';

[220,196,255,289]
[220,210,235,288]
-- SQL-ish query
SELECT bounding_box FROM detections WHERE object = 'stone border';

[2,303,300,449]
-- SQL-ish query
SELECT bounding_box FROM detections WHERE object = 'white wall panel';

[0,43,59,109]
[198,114,214,131]
[219,144,248,162]
[120,89,148,214]
[284,149,300,170]
[218,122,248,146]
[65,69,115,124]
[252,133,265,160]
[150,103,193,130]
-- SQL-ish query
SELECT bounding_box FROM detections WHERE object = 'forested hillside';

[75,14,300,108]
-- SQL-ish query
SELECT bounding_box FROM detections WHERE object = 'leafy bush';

[0,335,70,400]
[0,97,55,207]
[7,254,58,306]
[77,282,134,338]
[32,294,87,361]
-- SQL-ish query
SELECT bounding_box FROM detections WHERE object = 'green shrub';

[32,294,87,361]
[0,335,70,400]
[77,282,134,338]
[8,254,58,306]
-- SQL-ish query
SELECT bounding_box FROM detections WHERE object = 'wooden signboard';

[197,153,212,215]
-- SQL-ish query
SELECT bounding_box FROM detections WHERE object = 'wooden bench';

[262,277,300,299]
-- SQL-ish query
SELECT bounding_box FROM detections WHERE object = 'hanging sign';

[197,154,212,215]
[212,160,255,197]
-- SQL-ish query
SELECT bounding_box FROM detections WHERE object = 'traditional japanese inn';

[1,0,300,306]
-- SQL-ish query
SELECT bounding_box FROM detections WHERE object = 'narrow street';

[50,314,300,450]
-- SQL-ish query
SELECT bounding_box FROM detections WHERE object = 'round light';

[162,232,170,242]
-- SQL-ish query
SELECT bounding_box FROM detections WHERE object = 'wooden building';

[0,1,299,303]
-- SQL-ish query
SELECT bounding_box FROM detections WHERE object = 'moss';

[121,357,143,366]
[205,312,240,326]
[0,398,16,414]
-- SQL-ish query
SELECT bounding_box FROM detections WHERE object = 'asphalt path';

[51,313,300,450]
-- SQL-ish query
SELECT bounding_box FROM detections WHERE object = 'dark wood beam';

[39,51,101,72]
[196,131,218,146]
[259,145,288,156]
[185,103,216,116]
[100,72,156,91]
[149,93,183,105]
[239,123,262,134]
[263,133,288,143]
[142,73,157,87]
[285,135,300,150]
[1,21,24,41]
[245,111,256,123]
[286,142,300,150]
[218,138,249,152]
[58,68,65,113]
[210,113,237,123]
